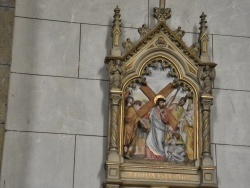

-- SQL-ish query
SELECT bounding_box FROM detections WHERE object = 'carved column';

[199,65,217,186]
[108,59,123,152]
[199,64,215,158]
[199,65,215,157]
[105,59,123,185]
[105,92,121,184]
[108,59,123,155]
[109,93,121,151]
[201,96,213,156]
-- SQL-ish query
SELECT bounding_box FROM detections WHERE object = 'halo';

[153,95,165,104]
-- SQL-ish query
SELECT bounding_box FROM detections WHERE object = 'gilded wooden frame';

[104,1,217,187]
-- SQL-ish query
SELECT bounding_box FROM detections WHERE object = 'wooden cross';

[136,82,175,118]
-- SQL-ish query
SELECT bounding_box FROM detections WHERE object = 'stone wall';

[1,1,250,188]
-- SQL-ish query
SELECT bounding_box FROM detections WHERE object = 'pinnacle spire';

[199,12,208,35]
[199,12,210,62]
[111,6,122,56]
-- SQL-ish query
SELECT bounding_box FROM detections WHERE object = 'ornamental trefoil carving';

[104,1,217,187]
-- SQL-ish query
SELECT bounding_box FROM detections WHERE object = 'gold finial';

[199,12,207,34]
[153,0,171,22]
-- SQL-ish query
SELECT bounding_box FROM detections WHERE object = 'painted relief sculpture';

[104,1,217,187]
[123,66,194,163]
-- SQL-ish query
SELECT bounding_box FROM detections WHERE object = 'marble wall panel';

[0,131,75,188]
[216,145,250,188]
[11,18,80,77]
[150,0,250,37]
[74,136,107,188]
[6,74,109,136]
[213,35,250,91]
[211,89,250,146]
[15,0,148,28]
[79,24,111,80]
[79,25,139,80]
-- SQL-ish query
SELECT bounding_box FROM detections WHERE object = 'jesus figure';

[145,95,168,161]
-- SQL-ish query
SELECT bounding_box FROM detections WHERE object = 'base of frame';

[104,159,217,188]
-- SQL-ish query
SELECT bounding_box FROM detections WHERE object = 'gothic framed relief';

[104,1,217,188]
